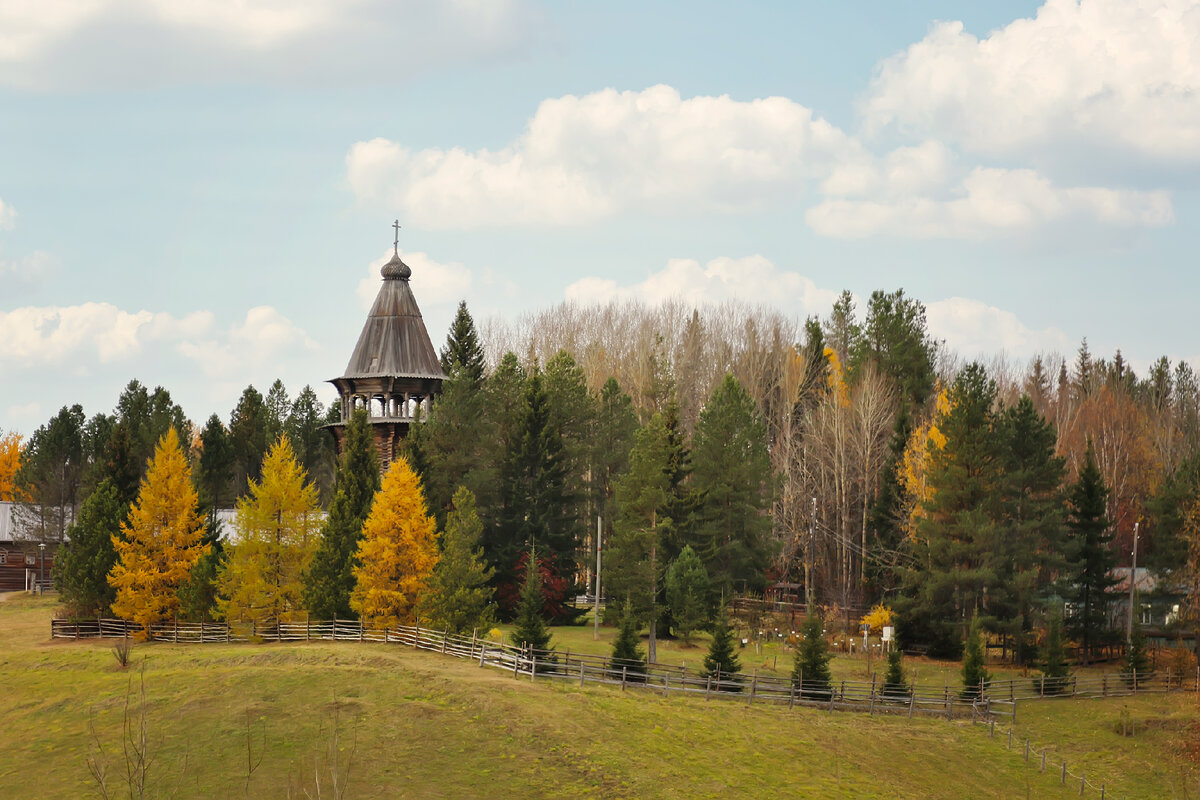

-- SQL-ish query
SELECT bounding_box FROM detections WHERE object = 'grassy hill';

[0,593,1195,799]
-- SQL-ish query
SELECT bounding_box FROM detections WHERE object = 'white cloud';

[0,195,14,229]
[0,0,539,89]
[565,255,842,318]
[926,297,1074,361]
[347,85,863,228]
[808,166,1173,239]
[863,0,1200,164]
[177,306,317,378]
[355,250,473,310]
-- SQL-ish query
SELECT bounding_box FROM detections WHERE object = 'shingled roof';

[338,252,445,381]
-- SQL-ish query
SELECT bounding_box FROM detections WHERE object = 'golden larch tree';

[350,457,438,628]
[109,428,205,633]
[218,435,320,623]
[899,383,950,540]
[0,430,24,502]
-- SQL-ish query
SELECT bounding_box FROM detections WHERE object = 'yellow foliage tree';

[109,428,205,634]
[860,603,894,634]
[0,430,23,502]
[350,457,439,628]
[899,383,950,540]
[218,435,319,623]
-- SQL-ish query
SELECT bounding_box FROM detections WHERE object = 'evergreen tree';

[1039,612,1070,694]
[850,288,937,409]
[287,386,335,501]
[611,412,674,662]
[419,363,497,528]
[1122,618,1152,688]
[351,456,439,628]
[792,615,833,700]
[113,381,191,474]
[55,479,122,616]
[511,548,554,655]
[1062,441,1118,664]
[543,350,595,559]
[690,374,774,598]
[195,414,234,514]
[93,420,140,508]
[219,436,320,623]
[14,404,86,544]
[418,486,496,635]
[610,601,647,680]
[592,377,638,516]
[961,617,990,699]
[304,409,380,619]
[665,544,709,643]
[883,648,909,699]
[108,428,206,634]
[177,519,224,622]
[438,300,487,386]
[264,379,291,444]
[701,611,742,691]
[229,385,270,495]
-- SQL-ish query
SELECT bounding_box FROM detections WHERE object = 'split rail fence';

[50,617,1196,725]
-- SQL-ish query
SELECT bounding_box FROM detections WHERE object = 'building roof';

[336,253,446,382]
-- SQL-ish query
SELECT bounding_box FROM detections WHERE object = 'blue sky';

[1,0,1196,434]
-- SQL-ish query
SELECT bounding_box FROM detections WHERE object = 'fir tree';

[439,300,486,386]
[56,479,122,616]
[665,545,709,642]
[287,386,335,501]
[1039,612,1070,695]
[108,428,206,635]
[418,486,496,635]
[1063,440,1118,664]
[196,414,234,514]
[792,616,833,700]
[511,548,554,658]
[883,648,909,699]
[1122,618,1152,688]
[609,602,647,681]
[961,617,990,699]
[701,611,742,692]
[690,374,774,598]
[218,436,320,623]
[229,385,270,495]
[350,457,439,628]
[304,409,380,619]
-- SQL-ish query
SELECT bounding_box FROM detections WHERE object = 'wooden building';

[327,229,446,471]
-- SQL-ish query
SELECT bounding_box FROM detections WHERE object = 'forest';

[3,288,1197,662]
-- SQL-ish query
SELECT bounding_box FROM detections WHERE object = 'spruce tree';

[883,648,909,699]
[960,617,990,699]
[1040,612,1070,695]
[419,487,496,635]
[792,616,833,700]
[56,479,122,616]
[418,364,495,527]
[287,386,335,501]
[610,602,647,681]
[665,545,709,643]
[1063,441,1118,664]
[177,520,224,622]
[439,300,487,386]
[701,611,742,691]
[196,414,234,514]
[690,374,774,598]
[1122,618,1152,688]
[511,548,554,660]
[304,410,380,619]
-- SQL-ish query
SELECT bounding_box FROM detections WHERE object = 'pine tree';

[56,479,122,616]
[610,602,647,681]
[196,414,234,514]
[792,615,832,700]
[219,436,320,623]
[418,486,496,635]
[511,548,554,657]
[961,617,990,699]
[439,300,487,386]
[1063,440,1118,664]
[701,611,742,691]
[229,385,270,495]
[350,457,439,628]
[690,374,774,598]
[264,379,291,443]
[883,648,909,699]
[1122,618,1152,688]
[665,545,709,643]
[304,409,380,619]
[108,428,206,634]
[418,364,496,527]
[287,386,335,501]
[1040,612,1070,694]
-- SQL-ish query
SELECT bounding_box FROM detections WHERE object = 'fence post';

[1080,773,1085,795]
[622,665,627,691]
[1101,783,1105,799]
[1041,750,1046,772]
[478,645,486,668]
[174,617,179,644]
[908,690,915,719]
[749,671,757,705]
[1040,674,1045,698]
[360,619,364,643]
[869,673,877,715]
[1007,729,1012,749]
[789,683,796,709]
[531,654,537,682]
[1061,762,1066,785]
[1133,668,1138,692]
[664,671,670,698]
[706,675,712,700]
[989,719,995,738]
[580,660,586,687]
[442,630,448,655]
[1024,739,1029,763]
[1103,674,1108,697]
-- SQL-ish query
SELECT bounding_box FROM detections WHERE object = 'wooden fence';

[50,618,1195,725]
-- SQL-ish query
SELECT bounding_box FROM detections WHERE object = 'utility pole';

[806,497,816,611]
[1127,521,1139,642]
[593,514,602,640]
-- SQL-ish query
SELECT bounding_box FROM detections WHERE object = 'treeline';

[5,290,1200,662]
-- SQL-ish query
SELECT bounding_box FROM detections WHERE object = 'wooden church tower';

[327,223,446,470]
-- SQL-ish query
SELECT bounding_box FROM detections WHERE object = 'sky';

[2,0,1198,436]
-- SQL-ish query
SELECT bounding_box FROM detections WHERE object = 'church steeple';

[326,224,446,470]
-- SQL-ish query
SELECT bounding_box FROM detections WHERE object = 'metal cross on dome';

[392,219,401,255]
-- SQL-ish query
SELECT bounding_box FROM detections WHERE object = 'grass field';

[1,593,1196,799]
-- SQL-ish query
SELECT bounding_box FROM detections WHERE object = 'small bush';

[111,637,133,669]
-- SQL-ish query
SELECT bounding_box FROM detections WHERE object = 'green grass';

[1,593,1197,799]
